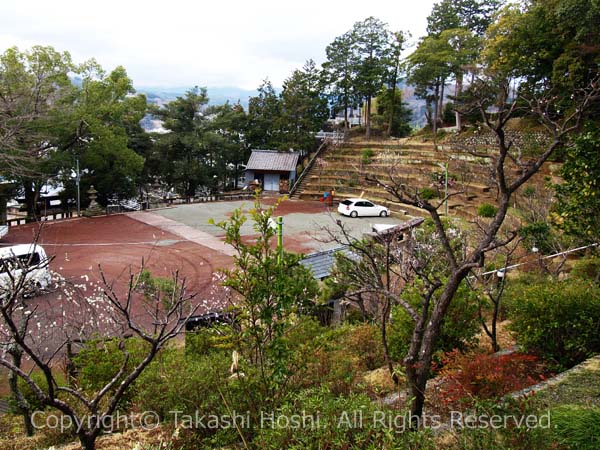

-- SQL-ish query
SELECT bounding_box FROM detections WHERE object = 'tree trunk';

[432,92,439,152]
[491,296,500,352]
[438,82,445,127]
[387,67,399,137]
[365,97,372,140]
[8,344,34,436]
[344,98,349,131]
[432,84,440,136]
[408,368,428,426]
[23,180,39,221]
[455,72,463,130]
[404,274,464,427]
[79,433,97,450]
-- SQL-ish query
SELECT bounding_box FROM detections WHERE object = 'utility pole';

[276,216,283,265]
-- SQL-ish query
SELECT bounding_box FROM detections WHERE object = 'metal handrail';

[290,137,341,196]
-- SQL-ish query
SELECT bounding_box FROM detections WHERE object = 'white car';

[0,244,52,297]
[338,198,390,218]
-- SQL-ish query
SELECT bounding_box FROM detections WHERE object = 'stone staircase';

[291,138,553,220]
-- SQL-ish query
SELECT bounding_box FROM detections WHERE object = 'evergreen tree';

[351,17,392,139]
[322,31,360,130]
[279,60,328,151]
[246,80,282,150]
[152,87,209,196]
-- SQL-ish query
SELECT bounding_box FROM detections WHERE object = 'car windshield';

[340,200,352,206]
[0,252,42,273]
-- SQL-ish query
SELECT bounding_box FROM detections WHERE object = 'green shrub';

[499,272,547,320]
[549,405,600,449]
[137,269,178,306]
[453,396,553,450]
[419,187,438,200]
[136,349,231,418]
[252,387,436,449]
[185,324,238,357]
[341,323,385,371]
[71,337,149,406]
[283,320,364,396]
[347,173,359,187]
[388,281,480,361]
[519,220,554,254]
[522,185,537,198]
[477,202,498,218]
[570,256,600,282]
[361,148,375,165]
[16,370,54,413]
[135,348,262,447]
[508,279,600,368]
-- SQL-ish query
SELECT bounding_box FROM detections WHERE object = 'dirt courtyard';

[0,197,406,331]
[2,214,233,316]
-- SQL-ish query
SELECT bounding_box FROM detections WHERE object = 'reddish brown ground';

[222,196,332,219]
[4,214,232,296]
[272,197,334,215]
[2,215,234,344]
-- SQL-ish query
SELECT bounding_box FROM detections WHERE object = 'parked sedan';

[337,198,390,218]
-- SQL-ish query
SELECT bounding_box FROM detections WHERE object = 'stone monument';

[83,185,104,217]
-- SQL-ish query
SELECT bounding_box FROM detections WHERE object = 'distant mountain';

[135,84,427,132]
[136,86,259,132]
[135,86,258,110]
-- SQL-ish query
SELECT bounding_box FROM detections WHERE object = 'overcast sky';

[1,0,438,90]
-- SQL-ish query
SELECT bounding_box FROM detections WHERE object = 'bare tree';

[325,223,414,382]
[322,216,461,386]
[466,237,521,352]
[365,77,600,423]
[0,254,197,450]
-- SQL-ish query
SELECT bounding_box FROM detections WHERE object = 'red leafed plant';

[435,349,549,408]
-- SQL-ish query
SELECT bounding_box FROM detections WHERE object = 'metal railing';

[289,139,337,196]
[315,131,345,141]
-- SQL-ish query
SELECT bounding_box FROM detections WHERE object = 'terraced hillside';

[292,138,558,220]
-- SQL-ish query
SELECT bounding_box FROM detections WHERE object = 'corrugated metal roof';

[246,150,299,172]
[300,246,354,280]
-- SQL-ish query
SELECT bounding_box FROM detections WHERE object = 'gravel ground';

[151,196,406,253]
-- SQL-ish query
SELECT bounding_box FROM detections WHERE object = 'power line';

[480,242,599,277]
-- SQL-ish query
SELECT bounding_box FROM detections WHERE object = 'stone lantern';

[83,185,104,217]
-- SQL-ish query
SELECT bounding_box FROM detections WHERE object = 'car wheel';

[350,210,358,218]
[379,210,388,217]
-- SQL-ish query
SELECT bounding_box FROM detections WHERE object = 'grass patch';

[531,357,600,409]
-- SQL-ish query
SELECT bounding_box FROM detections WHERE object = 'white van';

[0,244,52,297]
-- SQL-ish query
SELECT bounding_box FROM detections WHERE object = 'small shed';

[245,150,299,192]
[300,246,355,325]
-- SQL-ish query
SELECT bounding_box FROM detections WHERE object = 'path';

[128,211,237,257]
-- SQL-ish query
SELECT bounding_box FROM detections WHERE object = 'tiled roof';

[246,150,299,172]
[300,246,355,280]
